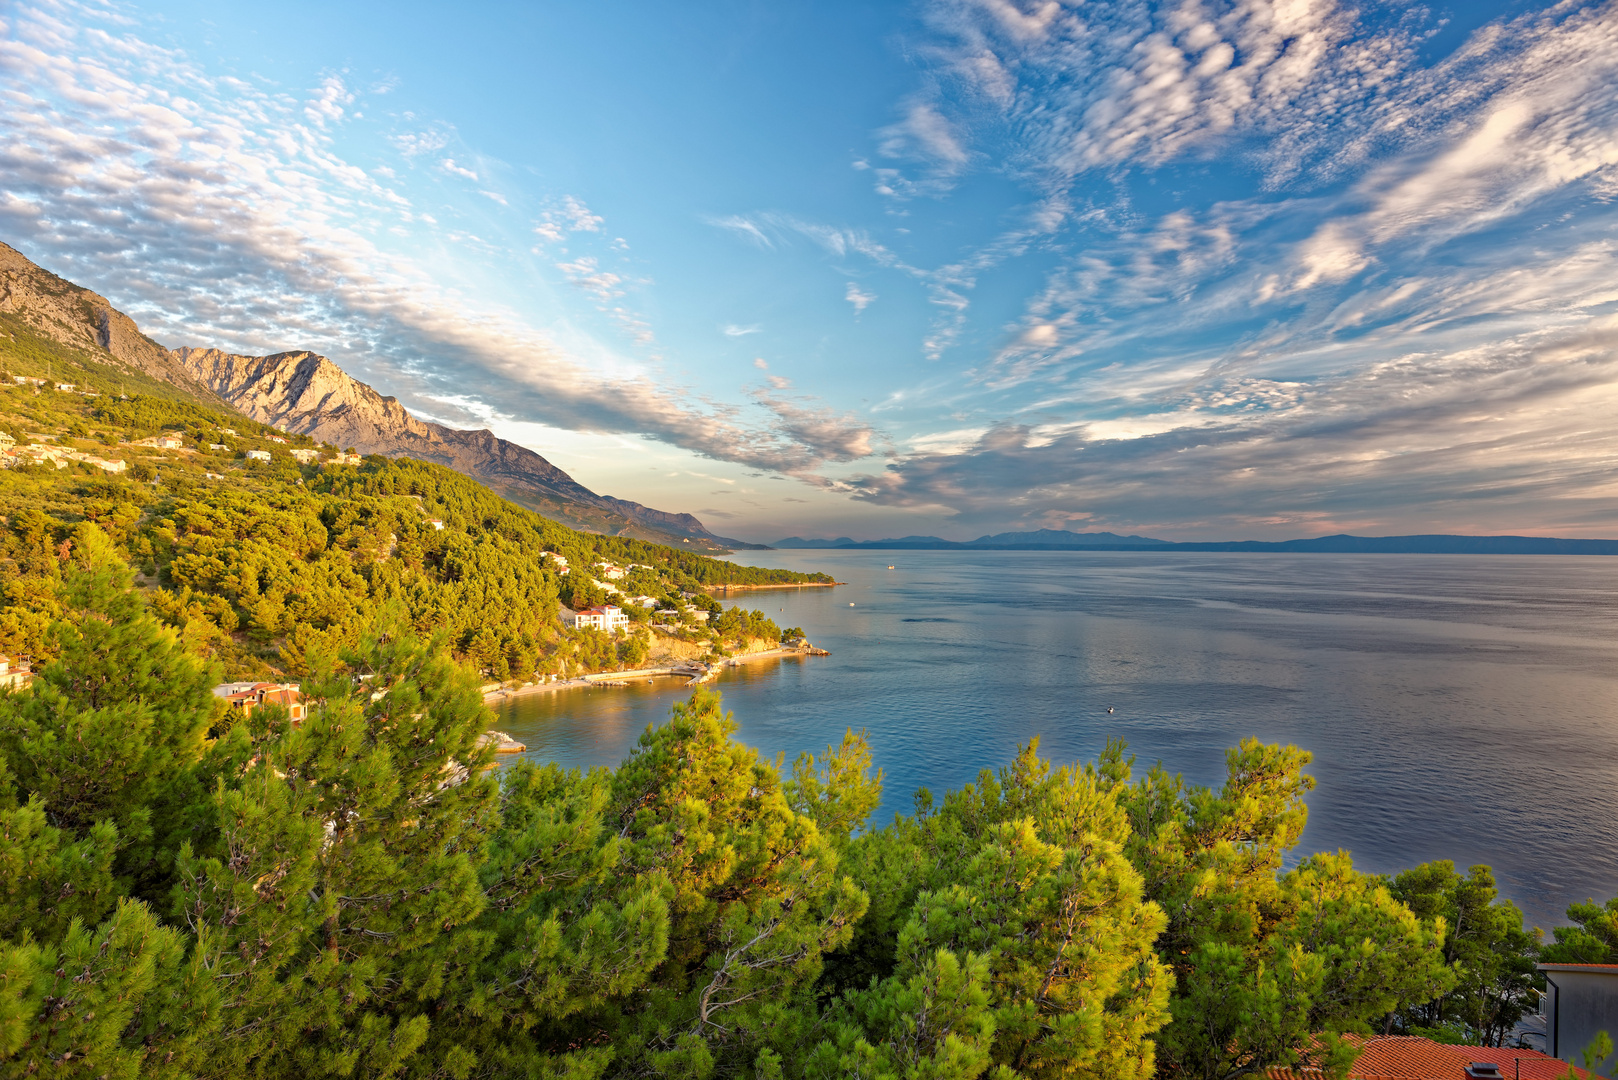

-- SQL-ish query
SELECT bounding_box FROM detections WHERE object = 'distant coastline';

[768,530,1618,556]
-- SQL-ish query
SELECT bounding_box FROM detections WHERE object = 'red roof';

[1265,1036,1594,1080]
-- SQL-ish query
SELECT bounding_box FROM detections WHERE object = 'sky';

[5,0,1618,542]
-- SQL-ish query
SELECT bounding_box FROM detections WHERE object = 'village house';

[265,435,287,444]
[54,382,75,392]
[11,375,44,386]
[0,654,33,692]
[0,433,13,451]
[426,518,445,530]
[625,594,660,609]
[212,682,307,722]
[543,552,570,574]
[594,562,628,580]
[572,605,630,632]
[290,447,320,464]
[331,451,362,465]
[246,449,272,461]
[7,444,68,470]
[208,442,229,450]
[221,428,238,436]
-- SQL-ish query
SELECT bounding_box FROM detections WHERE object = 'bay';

[494,549,1618,931]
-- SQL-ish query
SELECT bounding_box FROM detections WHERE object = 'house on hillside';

[265,435,287,444]
[573,605,630,633]
[1263,1035,1592,1079]
[0,655,33,691]
[426,519,445,530]
[11,376,44,386]
[213,682,307,722]
[246,449,272,461]
[290,448,320,464]
[594,562,627,580]
[331,451,362,465]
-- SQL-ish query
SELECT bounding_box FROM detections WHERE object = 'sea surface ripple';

[494,550,1618,930]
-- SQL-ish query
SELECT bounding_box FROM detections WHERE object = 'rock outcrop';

[171,347,748,548]
[0,241,220,400]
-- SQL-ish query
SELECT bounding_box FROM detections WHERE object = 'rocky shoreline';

[481,642,830,704]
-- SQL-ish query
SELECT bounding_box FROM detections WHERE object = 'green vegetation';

[0,346,828,681]
[0,555,1579,1079]
[0,307,1584,1079]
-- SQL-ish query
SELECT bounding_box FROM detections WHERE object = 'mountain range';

[771,530,1618,554]
[0,240,756,550]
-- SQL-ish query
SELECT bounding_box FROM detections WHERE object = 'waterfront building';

[573,605,630,632]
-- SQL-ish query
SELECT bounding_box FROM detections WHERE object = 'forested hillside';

[0,551,1577,1079]
[0,329,827,681]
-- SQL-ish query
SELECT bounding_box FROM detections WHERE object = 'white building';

[0,654,33,691]
[246,449,272,462]
[426,519,445,530]
[573,605,630,632]
[290,448,320,464]
[594,562,627,580]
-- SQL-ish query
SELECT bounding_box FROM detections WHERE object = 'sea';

[493,549,1618,931]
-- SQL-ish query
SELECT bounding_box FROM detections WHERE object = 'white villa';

[573,605,630,632]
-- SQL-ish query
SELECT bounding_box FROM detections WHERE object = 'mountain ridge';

[769,529,1618,554]
[0,238,757,550]
[170,347,756,547]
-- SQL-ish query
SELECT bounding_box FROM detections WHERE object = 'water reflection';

[494,550,1618,930]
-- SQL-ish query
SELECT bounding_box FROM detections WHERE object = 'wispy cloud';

[845,282,876,312]
[723,323,761,336]
[0,1,872,478]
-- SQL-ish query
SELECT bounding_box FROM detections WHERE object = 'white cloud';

[478,189,507,206]
[723,323,761,336]
[0,2,876,479]
[845,282,876,312]
[561,195,603,232]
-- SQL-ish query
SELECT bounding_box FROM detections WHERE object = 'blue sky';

[5,0,1618,541]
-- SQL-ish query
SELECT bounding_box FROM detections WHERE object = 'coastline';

[482,644,830,704]
[707,581,843,592]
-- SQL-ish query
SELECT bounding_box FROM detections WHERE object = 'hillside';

[0,239,758,552]
[0,356,828,681]
[172,347,762,550]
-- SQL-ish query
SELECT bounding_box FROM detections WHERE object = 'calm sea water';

[494,550,1618,931]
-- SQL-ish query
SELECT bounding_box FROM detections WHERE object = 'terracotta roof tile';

[1265,1036,1594,1080]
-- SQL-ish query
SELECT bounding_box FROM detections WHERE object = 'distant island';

[771,528,1618,555]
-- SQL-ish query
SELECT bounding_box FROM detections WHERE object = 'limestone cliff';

[0,241,219,400]
[171,347,750,548]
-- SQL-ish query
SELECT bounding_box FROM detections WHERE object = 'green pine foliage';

[0,371,825,682]
[0,333,1571,1078]
[0,542,1576,1079]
